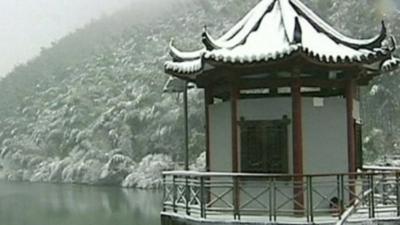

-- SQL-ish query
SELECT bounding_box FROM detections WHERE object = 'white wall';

[303,97,348,174]
[209,102,232,172]
[209,96,357,175]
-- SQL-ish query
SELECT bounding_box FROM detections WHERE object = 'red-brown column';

[184,82,189,171]
[346,79,356,202]
[204,87,214,172]
[292,79,304,212]
[204,87,214,205]
[230,85,240,172]
[346,79,356,174]
[230,84,241,219]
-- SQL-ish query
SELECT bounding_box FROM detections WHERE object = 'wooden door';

[240,119,289,173]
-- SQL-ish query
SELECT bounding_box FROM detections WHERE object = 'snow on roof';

[381,57,400,72]
[164,0,399,77]
[164,59,202,75]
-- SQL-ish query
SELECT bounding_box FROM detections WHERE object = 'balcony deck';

[161,168,400,225]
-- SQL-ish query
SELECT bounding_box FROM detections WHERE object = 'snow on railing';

[363,165,400,171]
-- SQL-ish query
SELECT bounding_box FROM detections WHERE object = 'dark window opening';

[240,118,289,174]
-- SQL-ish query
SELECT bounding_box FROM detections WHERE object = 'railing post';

[340,174,345,216]
[269,178,273,222]
[273,178,277,222]
[361,173,367,206]
[162,174,166,212]
[369,174,375,218]
[233,176,240,220]
[336,175,341,219]
[368,174,372,218]
[382,173,388,205]
[349,173,356,204]
[396,172,400,217]
[200,176,206,219]
[185,175,190,215]
[172,175,177,213]
[306,176,313,223]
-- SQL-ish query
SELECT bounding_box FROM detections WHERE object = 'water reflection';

[0,181,162,225]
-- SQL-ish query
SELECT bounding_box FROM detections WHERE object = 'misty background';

[0,0,134,77]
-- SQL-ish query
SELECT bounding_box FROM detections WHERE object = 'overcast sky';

[0,0,134,77]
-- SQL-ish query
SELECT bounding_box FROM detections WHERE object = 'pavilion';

[161,0,400,224]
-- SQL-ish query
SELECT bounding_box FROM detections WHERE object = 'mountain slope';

[0,0,257,187]
[0,0,399,187]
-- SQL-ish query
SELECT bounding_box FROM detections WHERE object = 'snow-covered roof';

[164,0,399,78]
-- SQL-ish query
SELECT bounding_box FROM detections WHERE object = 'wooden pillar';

[292,80,303,176]
[183,82,189,171]
[230,83,241,220]
[346,79,357,202]
[292,79,304,212]
[230,85,240,172]
[204,87,214,172]
[346,79,356,174]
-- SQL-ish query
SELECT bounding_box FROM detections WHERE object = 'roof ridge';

[218,1,258,42]
[276,0,292,44]
[201,0,277,50]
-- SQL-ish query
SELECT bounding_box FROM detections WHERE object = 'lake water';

[0,181,162,225]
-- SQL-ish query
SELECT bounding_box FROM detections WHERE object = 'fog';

[0,0,135,77]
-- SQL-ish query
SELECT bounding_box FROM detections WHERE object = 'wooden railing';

[162,170,400,223]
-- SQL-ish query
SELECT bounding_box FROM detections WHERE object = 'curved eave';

[203,46,390,67]
[169,40,205,62]
[290,0,387,50]
[164,60,203,80]
[164,69,199,81]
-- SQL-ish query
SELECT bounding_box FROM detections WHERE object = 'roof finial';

[169,38,175,49]
[293,17,302,44]
[202,25,208,34]
[381,20,387,36]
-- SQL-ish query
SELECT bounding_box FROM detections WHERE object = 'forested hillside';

[0,0,399,188]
